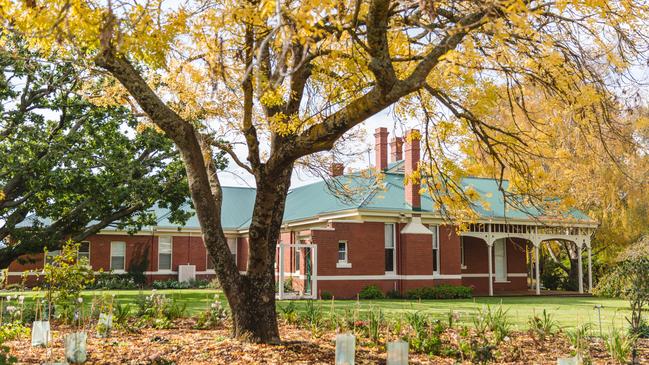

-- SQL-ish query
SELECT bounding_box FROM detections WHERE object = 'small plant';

[483,305,512,343]
[405,311,443,355]
[358,285,385,300]
[320,291,333,300]
[528,309,558,340]
[135,290,186,329]
[365,306,384,344]
[278,301,298,325]
[113,302,131,326]
[194,294,227,330]
[605,328,635,364]
[566,323,591,359]
[301,300,323,336]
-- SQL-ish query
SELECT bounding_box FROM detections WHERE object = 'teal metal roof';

[17,162,594,232]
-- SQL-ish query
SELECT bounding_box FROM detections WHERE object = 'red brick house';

[6,128,597,298]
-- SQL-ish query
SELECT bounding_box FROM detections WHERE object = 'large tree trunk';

[221,165,293,343]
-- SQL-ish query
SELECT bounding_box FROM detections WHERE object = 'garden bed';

[7,319,648,364]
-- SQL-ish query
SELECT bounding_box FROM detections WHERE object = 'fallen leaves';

[6,319,649,364]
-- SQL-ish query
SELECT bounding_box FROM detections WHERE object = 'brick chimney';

[374,127,388,170]
[330,162,344,177]
[404,129,421,210]
[390,137,403,162]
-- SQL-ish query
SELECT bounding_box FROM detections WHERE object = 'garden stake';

[593,304,603,337]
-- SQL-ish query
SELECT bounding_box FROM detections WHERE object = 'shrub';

[152,279,210,289]
[405,311,444,355]
[386,289,402,299]
[320,291,333,300]
[135,291,186,329]
[358,285,385,299]
[405,284,472,300]
[90,273,137,290]
[540,259,568,290]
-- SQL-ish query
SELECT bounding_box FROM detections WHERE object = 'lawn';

[14,289,632,333]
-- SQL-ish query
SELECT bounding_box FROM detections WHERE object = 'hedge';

[405,284,473,299]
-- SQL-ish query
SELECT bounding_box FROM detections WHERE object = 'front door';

[494,239,507,281]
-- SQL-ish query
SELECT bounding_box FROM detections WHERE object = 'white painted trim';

[328,220,365,224]
[317,274,462,281]
[310,227,336,231]
[336,262,352,269]
[461,272,527,278]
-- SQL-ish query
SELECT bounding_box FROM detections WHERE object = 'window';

[430,225,440,274]
[338,241,348,262]
[158,236,172,271]
[294,247,300,272]
[78,241,90,262]
[227,238,237,264]
[385,223,395,273]
[460,237,465,268]
[110,241,126,271]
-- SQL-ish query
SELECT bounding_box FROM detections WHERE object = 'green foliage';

[595,253,649,335]
[0,323,29,342]
[364,307,385,344]
[152,279,210,290]
[540,259,568,291]
[0,36,197,263]
[605,328,635,364]
[89,273,138,290]
[404,312,444,355]
[42,241,94,322]
[278,301,298,325]
[358,285,385,300]
[320,291,333,300]
[113,303,132,326]
[475,305,512,343]
[527,309,558,340]
[301,300,324,336]
[566,323,591,358]
[405,285,473,300]
[135,291,186,329]
[385,289,402,299]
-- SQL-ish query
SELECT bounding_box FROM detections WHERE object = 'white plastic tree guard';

[335,333,355,365]
[276,242,318,300]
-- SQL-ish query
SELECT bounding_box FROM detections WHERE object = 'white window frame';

[384,223,396,274]
[430,225,440,274]
[227,237,238,265]
[158,235,173,271]
[294,246,301,273]
[110,241,126,272]
[77,241,91,263]
[336,240,351,268]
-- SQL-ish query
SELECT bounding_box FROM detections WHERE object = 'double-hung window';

[336,240,351,268]
[294,247,301,272]
[110,241,126,271]
[384,223,396,273]
[430,225,440,274]
[158,236,173,271]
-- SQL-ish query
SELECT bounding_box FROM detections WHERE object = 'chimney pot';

[404,129,421,210]
[330,162,344,177]
[374,127,389,170]
[390,137,404,162]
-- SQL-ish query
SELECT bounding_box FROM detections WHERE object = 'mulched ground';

[7,320,649,364]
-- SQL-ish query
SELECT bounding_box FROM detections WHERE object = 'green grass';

[12,289,631,332]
